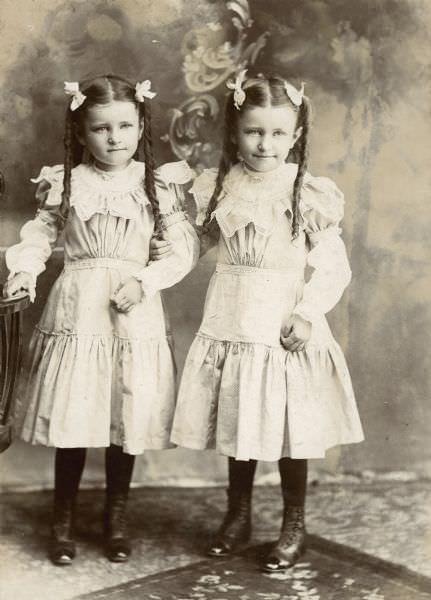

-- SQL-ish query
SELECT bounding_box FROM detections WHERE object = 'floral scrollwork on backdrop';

[163,0,268,171]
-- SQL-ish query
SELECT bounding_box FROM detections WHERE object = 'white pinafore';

[171,162,364,461]
[6,160,199,454]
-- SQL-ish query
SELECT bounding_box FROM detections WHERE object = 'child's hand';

[110,277,143,313]
[149,235,173,261]
[280,315,311,352]
[2,272,32,299]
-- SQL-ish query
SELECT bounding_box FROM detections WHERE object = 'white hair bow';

[64,81,86,111]
[226,69,248,110]
[284,81,305,107]
[135,80,157,102]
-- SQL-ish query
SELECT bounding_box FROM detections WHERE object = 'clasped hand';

[110,277,142,313]
[149,235,173,260]
[109,235,170,312]
[280,315,311,352]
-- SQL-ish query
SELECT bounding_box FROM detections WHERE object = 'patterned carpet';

[76,538,431,600]
[0,481,430,599]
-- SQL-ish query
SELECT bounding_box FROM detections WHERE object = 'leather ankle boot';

[104,493,131,562]
[207,490,252,557]
[49,501,76,566]
[262,506,306,572]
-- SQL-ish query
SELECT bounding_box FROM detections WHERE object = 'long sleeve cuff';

[292,227,352,324]
[134,218,199,298]
[5,215,59,279]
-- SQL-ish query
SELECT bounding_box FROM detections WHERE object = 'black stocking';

[228,456,257,498]
[54,447,87,507]
[105,444,135,498]
[278,457,307,507]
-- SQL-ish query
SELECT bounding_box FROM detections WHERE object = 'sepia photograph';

[0,1,430,598]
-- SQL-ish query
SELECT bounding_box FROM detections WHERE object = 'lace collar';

[32,160,193,222]
[66,161,148,221]
[212,162,298,237]
[88,160,143,183]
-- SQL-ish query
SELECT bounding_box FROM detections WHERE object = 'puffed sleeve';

[133,161,200,298]
[5,165,64,301]
[291,174,352,325]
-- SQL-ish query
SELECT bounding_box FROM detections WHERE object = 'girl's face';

[235,105,301,173]
[77,100,144,171]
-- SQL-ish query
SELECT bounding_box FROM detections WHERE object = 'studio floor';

[0,479,430,600]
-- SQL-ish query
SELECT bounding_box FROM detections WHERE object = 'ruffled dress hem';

[171,329,364,462]
[17,324,178,452]
[168,435,364,461]
[20,429,177,455]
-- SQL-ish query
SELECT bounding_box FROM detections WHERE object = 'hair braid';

[291,96,311,238]
[200,157,228,235]
[201,101,237,235]
[142,102,162,237]
[59,110,75,229]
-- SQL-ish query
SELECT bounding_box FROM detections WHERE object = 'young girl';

[3,75,199,566]
[167,71,364,571]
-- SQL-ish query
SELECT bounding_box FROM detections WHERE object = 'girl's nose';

[108,130,121,145]
[258,136,271,152]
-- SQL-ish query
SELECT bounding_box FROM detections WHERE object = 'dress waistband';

[64,258,145,271]
[215,262,300,276]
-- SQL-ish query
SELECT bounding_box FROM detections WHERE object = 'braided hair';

[60,74,161,233]
[201,73,312,239]
[201,99,238,234]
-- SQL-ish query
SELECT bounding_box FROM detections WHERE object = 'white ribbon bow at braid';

[64,81,87,111]
[226,69,248,110]
[135,80,157,102]
[284,81,305,107]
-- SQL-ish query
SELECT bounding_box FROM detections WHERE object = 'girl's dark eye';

[93,126,108,133]
[121,123,133,129]
[274,130,286,136]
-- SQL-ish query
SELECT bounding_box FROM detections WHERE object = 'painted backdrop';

[0,0,430,490]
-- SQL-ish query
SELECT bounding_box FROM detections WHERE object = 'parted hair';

[60,74,161,233]
[201,73,311,239]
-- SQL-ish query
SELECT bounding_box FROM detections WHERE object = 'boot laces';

[278,506,305,548]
